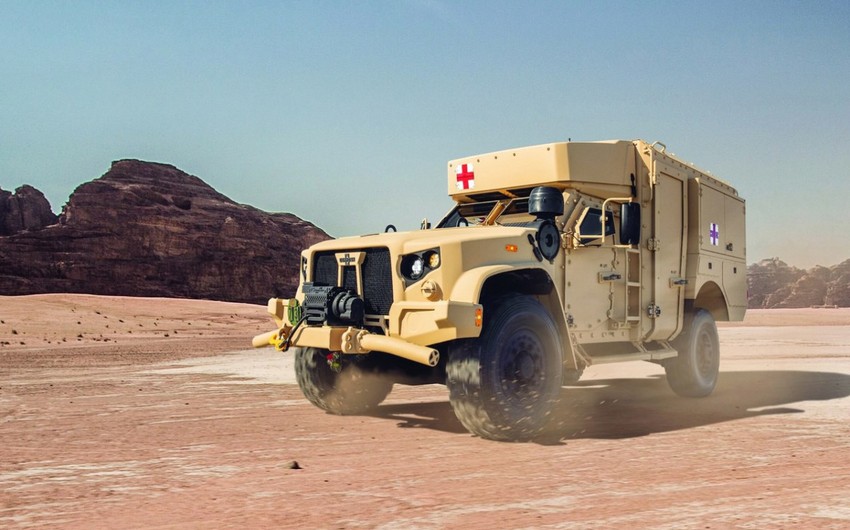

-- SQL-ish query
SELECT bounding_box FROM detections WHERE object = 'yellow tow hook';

[271,328,290,352]
[269,315,308,353]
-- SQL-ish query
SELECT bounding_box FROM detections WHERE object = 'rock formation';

[747,258,850,308]
[0,160,329,304]
[0,185,58,236]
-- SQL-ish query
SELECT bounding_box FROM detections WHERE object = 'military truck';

[253,139,746,441]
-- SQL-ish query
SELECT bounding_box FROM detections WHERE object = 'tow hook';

[270,329,285,351]
[270,325,293,352]
[326,352,342,373]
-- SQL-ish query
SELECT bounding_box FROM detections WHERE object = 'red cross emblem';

[456,164,475,190]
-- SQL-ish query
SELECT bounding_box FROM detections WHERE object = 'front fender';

[449,263,550,304]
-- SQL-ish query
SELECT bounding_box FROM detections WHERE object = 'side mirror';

[620,202,641,245]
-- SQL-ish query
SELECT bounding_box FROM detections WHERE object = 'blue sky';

[2,0,848,268]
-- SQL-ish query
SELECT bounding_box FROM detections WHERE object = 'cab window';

[577,207,615,245]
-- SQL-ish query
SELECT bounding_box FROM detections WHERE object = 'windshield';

[436,198,532,228]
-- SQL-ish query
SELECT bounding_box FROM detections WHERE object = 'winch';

[302,282,365,327]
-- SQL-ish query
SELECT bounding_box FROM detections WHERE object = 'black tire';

[446,294,563,441]
[665,309,720,397]
[294,347,393,415]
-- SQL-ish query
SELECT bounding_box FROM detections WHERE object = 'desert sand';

[1,294,849,528]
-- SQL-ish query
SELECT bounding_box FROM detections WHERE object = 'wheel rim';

[499,328,548,405]
[695,328,717,377]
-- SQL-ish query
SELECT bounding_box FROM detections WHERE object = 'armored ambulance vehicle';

[254,139,746,441]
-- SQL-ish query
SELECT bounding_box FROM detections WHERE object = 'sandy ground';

[1,295,849,529]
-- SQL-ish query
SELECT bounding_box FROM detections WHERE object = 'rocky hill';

[748,258,850,308]
[0,185,58,236]
[0,160,328,304]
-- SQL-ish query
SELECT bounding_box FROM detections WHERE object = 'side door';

[644,158,687,341]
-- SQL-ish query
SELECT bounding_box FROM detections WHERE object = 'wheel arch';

[690,280,730,322]
[479,268,556,304]
[450,264,546,304]
[462,266,577,371]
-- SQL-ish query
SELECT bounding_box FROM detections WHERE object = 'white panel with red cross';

[456,164,475,190]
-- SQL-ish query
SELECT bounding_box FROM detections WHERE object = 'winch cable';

[281,314,308,351]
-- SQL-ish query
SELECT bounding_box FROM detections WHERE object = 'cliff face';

[747,258,850,308]
[0,160,329,303]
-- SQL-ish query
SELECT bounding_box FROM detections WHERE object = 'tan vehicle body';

[255,139,746,440]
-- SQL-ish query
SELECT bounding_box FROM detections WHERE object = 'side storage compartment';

[684,176,747,321]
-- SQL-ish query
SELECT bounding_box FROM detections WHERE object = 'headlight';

[401,254,426,281]
[400,248,440,283]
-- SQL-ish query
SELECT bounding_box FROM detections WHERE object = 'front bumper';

[254,300,482,367]
[289,326,440,366]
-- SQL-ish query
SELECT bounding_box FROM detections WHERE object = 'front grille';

[342,266,357,292]
[312,247,393,316]
[314,254,337,284]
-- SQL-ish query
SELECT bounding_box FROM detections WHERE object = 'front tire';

[446,294,563,441]
[665,309,720,397]
[294,347,393,415]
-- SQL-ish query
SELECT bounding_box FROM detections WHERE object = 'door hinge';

[647,304,661,319]
[647,238,660,251]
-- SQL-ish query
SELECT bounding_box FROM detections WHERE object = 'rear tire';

[665,309,719,397]
[446,294,563,441]
[294,347,393,415]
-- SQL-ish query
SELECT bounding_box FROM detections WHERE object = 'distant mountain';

[748,258,850,308]
[0,160,329,304]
